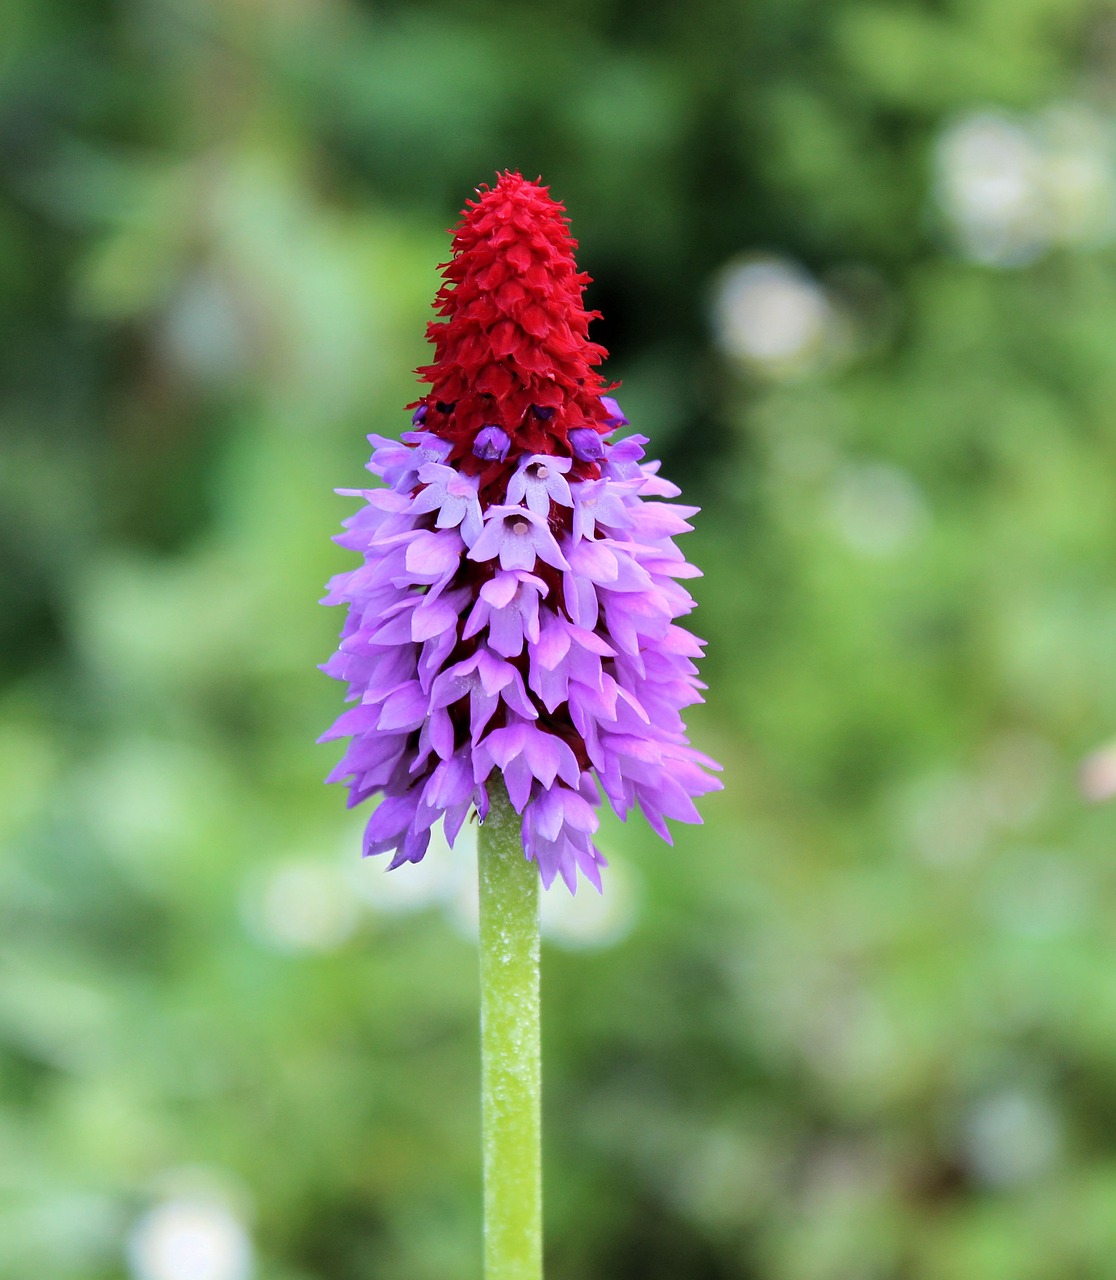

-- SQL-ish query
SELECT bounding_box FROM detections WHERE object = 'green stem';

[478,782,542,1280]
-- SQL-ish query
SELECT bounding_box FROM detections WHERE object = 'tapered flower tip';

[413,171,615,467]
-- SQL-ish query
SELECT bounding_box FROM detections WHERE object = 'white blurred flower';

[935,104,1116,266]
[539,853,639,949]
[245,859,358,952]
[712,257,831,373]
[127,1197,253,1280]
[935,112,1046,265]
[1038,103,1116,245]
[1079,739,1116,802]
[160,268,249,388]
[350,819,474,915]
[962,1089,1062,1187]
[829,461,929,557]
[444,838,638,949]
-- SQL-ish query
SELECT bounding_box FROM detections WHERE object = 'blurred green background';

[5,0,1116,1277]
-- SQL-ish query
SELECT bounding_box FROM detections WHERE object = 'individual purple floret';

[600,395,629,427]
[467,506,569,573]
[568,428,606,462]
[320,408,722,893]
[505,454,573,517]
[367,431,451,491]
[410,463,484,545]
[473,424,511,461]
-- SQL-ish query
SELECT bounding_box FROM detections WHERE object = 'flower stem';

[478,784,542,1280]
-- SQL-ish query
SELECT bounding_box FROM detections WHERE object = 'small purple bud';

[473,425,510,461]
[411,403,428,426]
[601,395,629,426]
[532,404,556,420]
[569,428,605,462]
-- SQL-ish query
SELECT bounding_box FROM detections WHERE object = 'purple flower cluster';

[321,417,721,892]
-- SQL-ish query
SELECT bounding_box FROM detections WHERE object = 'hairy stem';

[478,784,542,1280]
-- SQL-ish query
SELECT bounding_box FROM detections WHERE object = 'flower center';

[533,464,549,480]
[511,520,531,536]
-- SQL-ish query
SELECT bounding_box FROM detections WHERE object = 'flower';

[506,454,573,516]
[473,424,510,461]
[321,171,721,890]
[600,396,629,427]
[467,505,569,573]
[568,428,605,462]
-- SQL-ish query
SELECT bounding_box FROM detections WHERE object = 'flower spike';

[321,171,721,891]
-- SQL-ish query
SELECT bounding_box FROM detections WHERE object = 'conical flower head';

[321,172,721,892]
[414,171,614,473]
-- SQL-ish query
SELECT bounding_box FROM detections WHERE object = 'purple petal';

[480,572,520,609]
[488,606,526,658]
[600,396,629,426]
[535,613,571,669]
[377,682,428,732]
[473,424,510,461]
[568,539,619,584]
[411,597,459,642]
[499,523,538,572]
[405,529,462,581]
[569,427,605,461]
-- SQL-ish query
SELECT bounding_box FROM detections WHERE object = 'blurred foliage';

[4,0,1116,1278]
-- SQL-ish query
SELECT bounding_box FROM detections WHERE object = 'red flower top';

[412,172,616,482]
